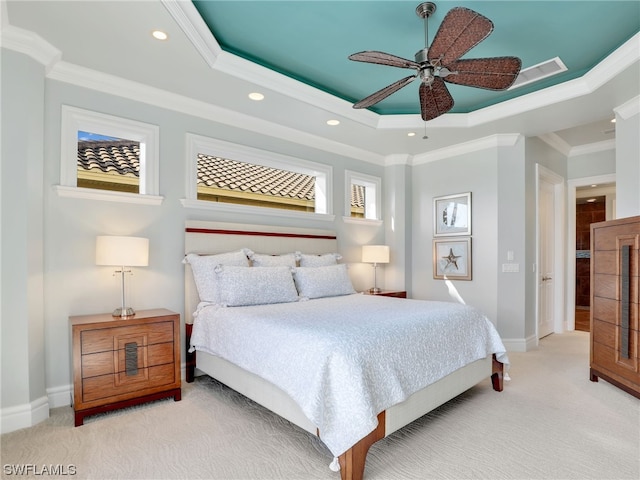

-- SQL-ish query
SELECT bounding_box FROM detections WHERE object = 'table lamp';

[362,245,389,293]
[96,235,149,317]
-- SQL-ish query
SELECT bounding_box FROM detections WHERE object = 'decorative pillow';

[297,252,342,267]
[214,265,299,307]
[184,249,250,302]
[248,250,298,267]
[293,264,356,299]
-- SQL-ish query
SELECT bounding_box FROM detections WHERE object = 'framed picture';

[433,192,471,236]
[433,237,472,280]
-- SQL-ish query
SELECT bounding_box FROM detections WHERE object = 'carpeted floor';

[2,331,638,480]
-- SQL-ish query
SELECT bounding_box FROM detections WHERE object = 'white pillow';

[297,252,342,267]
[215,265,299,307]
[248,251,298,267]
[184,249,250,302]
[293,264,356,299]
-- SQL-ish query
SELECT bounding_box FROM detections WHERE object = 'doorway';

[574,183,616,332]
[536,165,565,341]
[566,174,616,331]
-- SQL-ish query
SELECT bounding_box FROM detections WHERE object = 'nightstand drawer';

[82,363,177,403]
[82,342,175,378]
[80,321,174,354]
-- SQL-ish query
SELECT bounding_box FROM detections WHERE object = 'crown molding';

[46,61,384,165]
[165,0,640,131]
[160,0,222,68]
[0,24,60,72]
[412,134,522,165]
[585,33,639,92]
[383,154,412,166]
[615,95,640,120]
[538,133,571,156]
[163,0,381,129]
[4,3,637,164]
[568,139,616,158]
[538,133,615,158]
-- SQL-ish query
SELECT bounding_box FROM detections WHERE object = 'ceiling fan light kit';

[349,2,522,121]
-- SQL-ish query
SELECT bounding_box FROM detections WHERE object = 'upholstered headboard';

[184,221,338,324]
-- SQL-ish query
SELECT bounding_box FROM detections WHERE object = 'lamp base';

[368,287,382,294]
[112,307,136,318]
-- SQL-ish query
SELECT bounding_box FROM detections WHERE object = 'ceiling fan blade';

[419,78,454,121]
[353,74,417,109]
[443,57,522,90]
[428,7,493,66]
[349,51,420,69]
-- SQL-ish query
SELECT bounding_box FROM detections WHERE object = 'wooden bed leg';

[491,354,504,392]
[185,323,196,383]
[338,411,385,480]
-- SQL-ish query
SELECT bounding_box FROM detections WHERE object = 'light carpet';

[2,331,638,480]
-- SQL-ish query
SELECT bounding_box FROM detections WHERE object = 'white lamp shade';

[362,245,390,264]
[96,236,149,267]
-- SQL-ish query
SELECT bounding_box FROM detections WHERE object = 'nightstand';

[363,290,407,298]
[70,308,181,426]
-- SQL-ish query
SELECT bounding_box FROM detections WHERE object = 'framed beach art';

[433,237,472,280]
[433,192,471,236]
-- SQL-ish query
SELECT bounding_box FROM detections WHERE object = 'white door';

[538,178,555,338]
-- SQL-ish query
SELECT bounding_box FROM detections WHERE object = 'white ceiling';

[3,1,639,162]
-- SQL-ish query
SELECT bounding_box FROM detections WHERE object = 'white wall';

[614,97,640,218]
[567,148,616,180]
[410,142,500,324]
[1,50,49,430]
[383,162,411,292]
[410,135,570,351]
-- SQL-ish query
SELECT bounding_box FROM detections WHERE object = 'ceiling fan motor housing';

[416,2,436,19]
[415,48,429,64]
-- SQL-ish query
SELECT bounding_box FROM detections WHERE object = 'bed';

[184,221,507,480]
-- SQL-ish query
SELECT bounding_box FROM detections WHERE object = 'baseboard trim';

[0,395,49,434]
[47,384,72,408]
[502,335,538,352]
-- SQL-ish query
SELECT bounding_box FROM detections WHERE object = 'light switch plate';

[502,263,520,273]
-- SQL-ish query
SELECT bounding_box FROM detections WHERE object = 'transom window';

[196,154,316,212]
[185,134,332,217]
[345,170,381,221]
[57,106,161,205]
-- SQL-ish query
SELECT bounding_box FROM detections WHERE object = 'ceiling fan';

[348,2,522,121]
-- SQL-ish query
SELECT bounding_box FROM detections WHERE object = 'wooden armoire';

[590,215,640,398]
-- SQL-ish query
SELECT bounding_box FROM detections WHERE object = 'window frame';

[182,134,334,221]
[344,170,382,224]
[55,105,162,205]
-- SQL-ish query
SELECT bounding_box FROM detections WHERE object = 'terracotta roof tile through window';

[77,141,363,208]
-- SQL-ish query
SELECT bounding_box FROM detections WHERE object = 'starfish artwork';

[443,247,461,270]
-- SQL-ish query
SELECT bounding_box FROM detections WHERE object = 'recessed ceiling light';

[152,30,168,41]
[326,119,340,126]
[591,184,598,188]
[611,118,616,123]
[248,92,264,101]
[407,132,416,137]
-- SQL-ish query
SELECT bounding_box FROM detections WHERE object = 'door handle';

[542,276,552,281]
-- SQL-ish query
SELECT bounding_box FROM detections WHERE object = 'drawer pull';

[620,245,630,360]
[125,342,139,376]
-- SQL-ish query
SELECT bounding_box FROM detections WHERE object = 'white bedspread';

[189,294,508,457]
